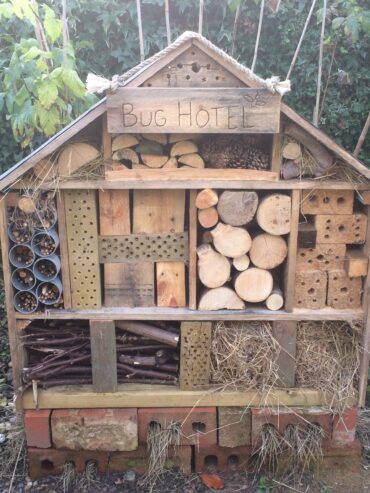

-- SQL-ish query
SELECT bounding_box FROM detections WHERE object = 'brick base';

[195,445,254,473]
[332,407,357,445]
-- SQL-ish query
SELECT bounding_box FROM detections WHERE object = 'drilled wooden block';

[344,249,369,277]
[180,322,212,391]
[295,270,327,309]
[99,233,188,263]
[296,244,346,272]
[315,213,367,244]
[327,270,362,309]
[64,190,101,309]
[301,190,354,215]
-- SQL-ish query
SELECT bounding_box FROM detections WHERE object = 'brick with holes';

[24,410,51,448]
[27,447,109,479]
[51,408,138,451]
[194,445,254,473]
[296,244,346,272]
[301,190,354,215]
[332,407,357,445]
[251,407,333,446]
[137,407,217,446]
[295,270,327,309]
[218,407,251,447]
[315,213,367,244]
[109,445,192,474]
[327,270,362,309]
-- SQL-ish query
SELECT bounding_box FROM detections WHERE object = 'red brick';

[332,407,357,445]
[251,407,332,445]
[320,439,362,474]
[27,447,109,479]
[24,410,51,448]
[195,445,254,473]
[218,407,251,447]
[138,407,217,446]
[109,445,192,474]
[51,408,138,451]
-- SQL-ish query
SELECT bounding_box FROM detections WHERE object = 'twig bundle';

[295,321,360,415]
[210,321,280,391]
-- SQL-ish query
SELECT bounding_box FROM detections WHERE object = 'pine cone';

[199,135,270,170]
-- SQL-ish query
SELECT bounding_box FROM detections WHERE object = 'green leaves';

[62,68,86,98]
[43,4,62,43]
[37,80,58,109]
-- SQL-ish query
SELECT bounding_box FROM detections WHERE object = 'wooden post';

[56,191,72,309]
[359,206,370,406]
[284,189,300,311]
[271,133,282,175]
[189,190,198,310]
[272,321,297,387]
[90,320,117,393]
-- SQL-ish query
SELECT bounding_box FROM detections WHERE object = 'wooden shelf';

[12,179,370,191]
[15,306,363,322]
[22,384,358,409]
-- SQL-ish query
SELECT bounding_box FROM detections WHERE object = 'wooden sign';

[107,87,281,134]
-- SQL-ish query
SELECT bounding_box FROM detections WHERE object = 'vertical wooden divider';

[56,192,72,309]
[271,133,282,175]
[189,190,198,310]
[358,206,370,406]
[90,320,117,392]
[284,189,300,311]
[133,189,186,307]
[0,197,24,401]
[272,321,297,387]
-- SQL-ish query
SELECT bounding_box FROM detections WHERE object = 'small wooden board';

[345,249,369,277]
[90,320,117,393]
[64,190,101,309]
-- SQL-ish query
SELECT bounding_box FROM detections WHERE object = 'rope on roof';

[86,31,291,96]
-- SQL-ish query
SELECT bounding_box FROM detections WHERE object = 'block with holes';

[301,190,354,215]
[327,270,362,309]
[315,213,367,244]
[218,407,251,447]
[194,445,254,473]
[296,244,346,272]
[295,270,327,309]
[251,407,332,446]
[137,407,217,446]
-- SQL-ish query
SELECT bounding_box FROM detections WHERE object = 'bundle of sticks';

[21,321,179,391]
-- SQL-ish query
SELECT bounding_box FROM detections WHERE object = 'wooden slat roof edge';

[1,31,368,191]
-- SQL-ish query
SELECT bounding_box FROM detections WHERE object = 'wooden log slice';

[195,189,218,209]
[178,153,205,168]
[217,191,258,226]
[58,142,100,176]
[256,194,291,235]
[162,157,178,168]
[141,154,168,168]
[33,159,56,181]
[170,140,198,156]
[198,207,219,229]
[249,233,288,269]
[282,142,301,160]
[211,223,252,258]
[197,244,230,288]
[112,134,139,151]
[265,285,284,310]
[18,196,36,214]
[198,287,245,310]
[232,254,250,271]
[234,267,273,302]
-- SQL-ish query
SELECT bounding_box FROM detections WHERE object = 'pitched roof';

[0,31,368,191]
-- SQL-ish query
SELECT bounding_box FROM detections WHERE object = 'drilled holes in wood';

[99,233,189,264]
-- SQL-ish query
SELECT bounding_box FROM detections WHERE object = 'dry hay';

[255,422,324,477]
[296,321,360,415]
[282,135,317,177]
[142,420,182,489]
[210,321,280,392]
[0,411,26,484]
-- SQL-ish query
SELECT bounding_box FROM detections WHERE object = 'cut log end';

[217,191,258,226]
[249,233,288,269]
[195,189,219,209]
[197,244,230,288]
[211,223,252,258]
[265,286,284,310]
[256,194,292,235]
[234,268,273,303]
[198,207,219,229]
[198,287,245,310]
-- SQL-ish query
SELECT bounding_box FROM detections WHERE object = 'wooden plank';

[14,306,364,322]
[179,322,212,390]
[64,190,101,309]
[272,321,297,387]
[188,190,197,310]
[107,87,280,134]
[0,99,106,192]
[271,133,282,174]
[56,192,72,309]
[90,320,117,393]
[99,233,188,263]
[359,207,370,406]
[106,168,278,183]
[345,249,369,277]
[0,198,24,404]
[284,189,300,311]
[99,189,131,306]
[22,385,357,410]
[133,189,186,308]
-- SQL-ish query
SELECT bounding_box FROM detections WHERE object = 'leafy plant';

[256,476,273,493]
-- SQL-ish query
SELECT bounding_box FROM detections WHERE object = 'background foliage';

[0,0,369,171]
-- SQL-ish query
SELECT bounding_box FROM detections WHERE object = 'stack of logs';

[21,321,179,390]
[195,189,291,310]
[295,189,368,309]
